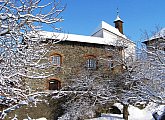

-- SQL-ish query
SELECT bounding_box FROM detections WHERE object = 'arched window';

[48,79,61,90]
[50,53,62,66]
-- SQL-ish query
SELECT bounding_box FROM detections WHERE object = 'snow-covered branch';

[0,0,65,116]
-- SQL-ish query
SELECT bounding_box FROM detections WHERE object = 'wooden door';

[49,80,61,90]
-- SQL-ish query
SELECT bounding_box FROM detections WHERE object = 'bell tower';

[114,9,124,34]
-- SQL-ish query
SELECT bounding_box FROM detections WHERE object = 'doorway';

[48,79,61,90]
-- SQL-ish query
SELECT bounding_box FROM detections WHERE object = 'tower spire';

[114,8,123,22]
[114,8,124,34]
[117,8,119,16]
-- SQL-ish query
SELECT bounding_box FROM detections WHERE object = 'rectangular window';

[108,58,113,70]
[87,59,96,69]
[51,56,61,66]
[109,61,113,69]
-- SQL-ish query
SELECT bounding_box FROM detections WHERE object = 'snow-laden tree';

[58,72,123,120]
[131,28,165,104]
[56,46,127,119]
[110,31,164,119]
[0,0,65,115]
[116,28,165,120]
[57,30,164,120]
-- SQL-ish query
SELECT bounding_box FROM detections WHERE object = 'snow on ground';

[88,102,165,120]
[86,114,124,120]
[128,104,153,120]
[23,117,47,120]
[2,100,164,120]
[36,118,47,120]
[85,113,124,120]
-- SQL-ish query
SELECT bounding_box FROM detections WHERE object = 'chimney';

[114,10,124,34]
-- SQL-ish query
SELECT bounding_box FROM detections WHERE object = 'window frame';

[84,55,97,70]
[108,58,113,70]
[50,53,62,66]
[86,58,96,69]
[107,56,114,70]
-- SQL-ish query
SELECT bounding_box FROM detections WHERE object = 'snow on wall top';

[92,21,127,39]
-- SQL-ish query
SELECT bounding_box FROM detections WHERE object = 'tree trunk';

[123,104,129,120]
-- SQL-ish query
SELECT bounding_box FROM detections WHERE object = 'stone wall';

[25,41,123,91]
[145,38,164,51]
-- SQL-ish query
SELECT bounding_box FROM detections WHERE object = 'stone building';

[26,15,135,91]
[143,28,165,52]
[142,28,165,94]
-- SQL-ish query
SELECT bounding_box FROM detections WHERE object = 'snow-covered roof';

[92,21,127,39]
[114,15,123,22]
[37,31,115,46]
[150,28,165,40]
[143,28,165,43]
[32,21,134,47]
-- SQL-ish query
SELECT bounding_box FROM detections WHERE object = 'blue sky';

[56,0,165,43]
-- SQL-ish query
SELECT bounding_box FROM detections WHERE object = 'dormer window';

[50,53,62,66]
